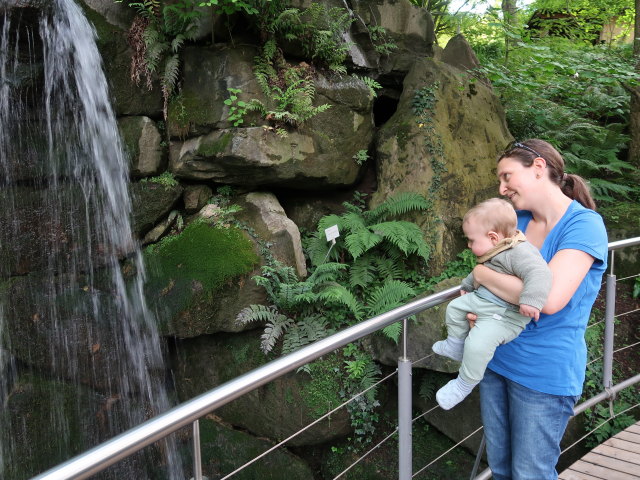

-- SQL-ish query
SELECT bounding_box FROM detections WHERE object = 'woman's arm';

[544,249,594,314]
[473,248,595,315]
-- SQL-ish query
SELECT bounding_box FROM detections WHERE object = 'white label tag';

[325,225,340,242]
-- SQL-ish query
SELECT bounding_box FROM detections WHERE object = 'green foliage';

[145,221,259,291]
[353,75,382,98]
[224,88,249,127]
[117,0,200,119]
[140,171,179,189]
[249,39,331,134]
[365,24,397,55]
[471,31,639,203]
[198,0,258,16]
[352,149,369,166]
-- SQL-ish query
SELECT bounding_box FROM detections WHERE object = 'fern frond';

[365,192,431,223]
[382,322,403,344]
[366,279,415,317]
[318,284,363,319]
[349,256,377,289]
[344,228,383,259]
[261,314,294,354]
[235,304,279,326]
[162,53,180,94]
[371,221,430,261]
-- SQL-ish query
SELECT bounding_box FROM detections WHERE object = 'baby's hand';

[460,290,469,296]
[520,304,541,321]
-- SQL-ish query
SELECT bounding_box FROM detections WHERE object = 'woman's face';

[497,157,536,210]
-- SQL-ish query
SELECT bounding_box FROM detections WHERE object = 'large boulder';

[349,0,435,74]
[80,1,163,117]
[371,56,512,274]
[167,44,265,138]
[130,181,184,238]
[118,116,165,178]
[142,221,263,338]
[235,192,307,278]
[173,331,353,447]
[169,124,364,189]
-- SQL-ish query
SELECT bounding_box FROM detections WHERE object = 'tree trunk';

[502,0,517,65]
[629,0,640,167]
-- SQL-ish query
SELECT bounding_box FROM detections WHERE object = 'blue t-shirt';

[487,200,608,396]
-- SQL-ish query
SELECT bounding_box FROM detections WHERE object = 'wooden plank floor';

[559,421,640,480]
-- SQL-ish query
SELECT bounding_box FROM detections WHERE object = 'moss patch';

[144,222,259,335]
[146,221,258,291]
[301,354,344,416]
[198,132,234,157]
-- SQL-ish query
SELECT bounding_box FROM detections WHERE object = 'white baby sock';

[436,376,478,410]
[432,336,464,362]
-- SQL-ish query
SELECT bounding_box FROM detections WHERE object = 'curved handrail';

[31,237,640,480]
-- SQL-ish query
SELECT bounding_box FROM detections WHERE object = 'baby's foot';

[436,377,476,410]
[432,338,463,362]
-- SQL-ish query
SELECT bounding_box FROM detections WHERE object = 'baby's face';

[463,218,502,257]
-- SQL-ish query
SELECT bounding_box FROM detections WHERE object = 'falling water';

[0,1,181,478]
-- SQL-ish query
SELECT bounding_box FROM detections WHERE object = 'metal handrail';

[32,236,640,480]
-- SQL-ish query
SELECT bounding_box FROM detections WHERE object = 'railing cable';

[617,273,640,282]
[332,427,398,479]
[412,352,436,366]
[412,425,484,478]
[560,401,640,455]
[219,368,399,479]
[615,307,640,319]
[587,341,640,367]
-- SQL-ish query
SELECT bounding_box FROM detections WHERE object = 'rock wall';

[1,0,516,477]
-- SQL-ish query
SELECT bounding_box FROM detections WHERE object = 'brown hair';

[498,139,596,210]
[463,198,517,237]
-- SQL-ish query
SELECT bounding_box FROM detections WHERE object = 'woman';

[471,139,608,480]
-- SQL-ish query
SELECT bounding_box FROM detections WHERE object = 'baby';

[433,198,552,410]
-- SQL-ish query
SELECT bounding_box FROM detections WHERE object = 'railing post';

[192,420,203,480]
[398,318,412,480]
[603,252,616,390]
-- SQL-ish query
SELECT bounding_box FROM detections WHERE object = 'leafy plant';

[140,171,179,189]
[249,39,331,134]
[471,33,639,203]
[354,75,382,98]
[118,0,200,119]
[224,88,249,127]
[352,149,369,165]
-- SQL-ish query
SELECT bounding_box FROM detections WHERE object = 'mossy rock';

[372,57,511,275]
[186,417,313,479]
[173,331,352,446]
[118,116,165,178]
[129,180,183,238]
[143,222,261,337]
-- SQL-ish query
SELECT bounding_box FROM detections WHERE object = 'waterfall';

[0,1,182,478]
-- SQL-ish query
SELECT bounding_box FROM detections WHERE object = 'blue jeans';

[479,369,579,480]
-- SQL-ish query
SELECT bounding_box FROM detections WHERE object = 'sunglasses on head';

[505,141,545,160]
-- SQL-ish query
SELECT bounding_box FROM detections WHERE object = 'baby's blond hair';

[462,198,517,237]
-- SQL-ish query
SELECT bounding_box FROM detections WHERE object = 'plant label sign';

[325,225,339,243]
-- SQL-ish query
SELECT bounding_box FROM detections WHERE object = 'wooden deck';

[559,421,640,480]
